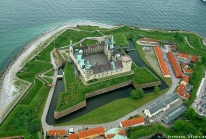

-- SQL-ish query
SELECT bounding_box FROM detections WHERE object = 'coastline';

[0,21,114,124]
[0,20,205,125]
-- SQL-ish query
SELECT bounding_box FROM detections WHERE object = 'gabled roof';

[183,69,193,73]
[176,84,185,94]
[147,93,179,115]
[139,38,159,43]
[164,93,179,104]
[121,56,131,62]
[162,106,186,123]
[182,76,190,84]
[154,46,170,77]
[178,91,190,99]
[181,63,187,69]
[68,133,78,139]
[78,126,104,138]
[177,53,189,59]
[167,51,183,78]
[114,61,123,69]
[48,130,67,136]
[191,55,197,62]
[120,117,145,127]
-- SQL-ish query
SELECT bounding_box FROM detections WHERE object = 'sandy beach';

[0,21,114,122]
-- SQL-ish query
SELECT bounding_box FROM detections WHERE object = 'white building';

[144,93,179,118]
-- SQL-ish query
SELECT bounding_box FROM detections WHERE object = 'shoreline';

[0,20,205,124]
[0,20,114,124]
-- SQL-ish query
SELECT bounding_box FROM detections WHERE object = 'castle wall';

[54,101,86,119]
[54,80,161,119]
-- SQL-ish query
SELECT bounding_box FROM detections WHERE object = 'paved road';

[41,47,181,137]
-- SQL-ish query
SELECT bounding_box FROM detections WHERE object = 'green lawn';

[113,33,129,46]
[2,25,206,138]
[81,39,98,46]
[128,124,187,139]
[56,62,159,111]
[57,88,169,125]
[44,69,55,77]
[43,77,53,84]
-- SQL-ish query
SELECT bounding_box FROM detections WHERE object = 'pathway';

[41,48,180,136]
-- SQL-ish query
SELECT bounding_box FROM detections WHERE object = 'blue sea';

[0,0,206,74]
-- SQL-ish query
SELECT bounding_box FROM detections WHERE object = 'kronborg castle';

[69,36,132,82]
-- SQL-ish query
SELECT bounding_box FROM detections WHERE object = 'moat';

[46,40,168,125]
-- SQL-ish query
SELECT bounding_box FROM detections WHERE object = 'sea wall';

[54,80,161,119]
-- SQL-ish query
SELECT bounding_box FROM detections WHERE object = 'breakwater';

[54,80,161,119]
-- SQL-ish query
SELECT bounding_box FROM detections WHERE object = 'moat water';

[46,40,168,125]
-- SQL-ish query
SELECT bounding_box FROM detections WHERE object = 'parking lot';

[192,73,206,116]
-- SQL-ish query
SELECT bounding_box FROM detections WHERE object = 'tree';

[130,88,144,99]
[154,86,160,93]
[201,56,206,64]
[185,108,197,120]
[174,120,183,131]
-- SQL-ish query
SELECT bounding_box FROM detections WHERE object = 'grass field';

[1,25,206,138]
[56,62,159,111]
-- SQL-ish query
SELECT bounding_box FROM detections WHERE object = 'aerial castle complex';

[69,36,132,82]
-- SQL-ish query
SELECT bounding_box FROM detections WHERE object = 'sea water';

[0,0,206,74]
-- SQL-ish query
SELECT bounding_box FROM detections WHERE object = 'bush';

[130,88,144,99]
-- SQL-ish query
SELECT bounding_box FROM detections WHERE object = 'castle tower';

[107,36,115,61]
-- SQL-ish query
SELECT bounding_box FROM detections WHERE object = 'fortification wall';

[54,101,86,119]
[54,80,161,119]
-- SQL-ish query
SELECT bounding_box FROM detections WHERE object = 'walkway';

[41,48,180,137]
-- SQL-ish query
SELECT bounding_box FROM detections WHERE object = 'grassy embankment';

[0,28,110,138]
[127,124,187,139]
[57,26,205,128]
[56,26,173,126]
[56,62,159,111]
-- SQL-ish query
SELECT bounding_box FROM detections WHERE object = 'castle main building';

[69,36,132,82]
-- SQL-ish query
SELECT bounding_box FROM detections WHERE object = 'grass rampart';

[2,25,206,137]
[56,62,159,111]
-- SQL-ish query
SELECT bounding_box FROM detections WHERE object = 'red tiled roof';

[139,38,159,43]
[177,53,189,59]
[106,134,115,138]
[191,55,197,62]
[179,91,190,100]
[154,46,170,77]
[68,133,78,139]
[176,81,190,100]
[118,131,127,136]
[78,126,104,139]
[167,51,183,78]
[183,69,193,73]
[48,130,67,136]
[106,130,126,139]
[181,63,187,69]
[182,76,190,84]
[120,117,145,127]
[176,84,185,94]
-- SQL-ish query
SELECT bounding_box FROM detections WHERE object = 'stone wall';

[132,81,161,89]
[54,80,161,119]
[85,80,133,98]
[54,101,86,119]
